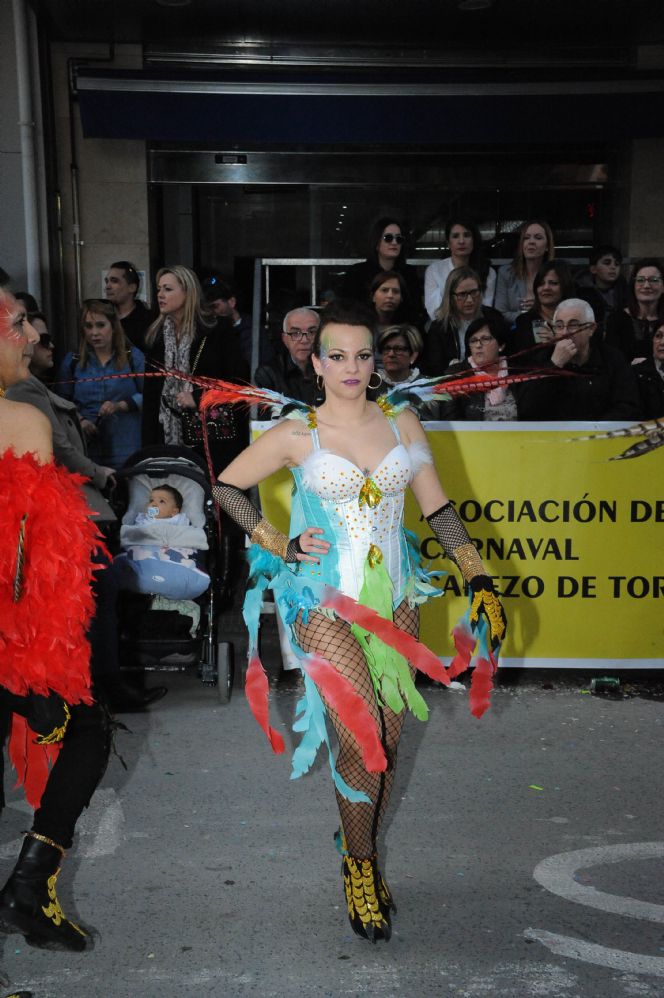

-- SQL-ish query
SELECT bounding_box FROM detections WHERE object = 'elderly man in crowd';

[523,298,641,421]
[254,306,319,406]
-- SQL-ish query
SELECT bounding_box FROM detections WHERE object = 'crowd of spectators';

[2,225,661,702]
[2,218,662,485]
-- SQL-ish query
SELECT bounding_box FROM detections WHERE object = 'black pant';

[1,697,111,851]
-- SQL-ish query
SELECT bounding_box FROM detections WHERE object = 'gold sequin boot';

[342,854,392,942]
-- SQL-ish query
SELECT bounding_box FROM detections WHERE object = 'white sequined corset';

[293,435,418,604]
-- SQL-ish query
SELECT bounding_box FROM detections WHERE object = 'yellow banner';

[254,421,663,669]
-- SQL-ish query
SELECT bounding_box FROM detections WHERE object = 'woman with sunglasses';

[605,258,664,362]
[343,217,423,315]
[419,266,505,376]
[57,298,144,469]
[424,218,496,322]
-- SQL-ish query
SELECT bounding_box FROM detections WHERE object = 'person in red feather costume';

[0,289,110,954]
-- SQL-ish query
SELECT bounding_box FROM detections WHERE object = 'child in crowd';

[577,245,628,315]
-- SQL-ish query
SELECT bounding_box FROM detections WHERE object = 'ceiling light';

[156,0,191,7]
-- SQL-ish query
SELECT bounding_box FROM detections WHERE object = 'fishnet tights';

[293,601,418,859]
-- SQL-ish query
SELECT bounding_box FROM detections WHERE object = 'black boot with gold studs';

[0,832,92,952]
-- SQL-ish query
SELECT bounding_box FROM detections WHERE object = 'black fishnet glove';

[211,482,262,536]
[212,481,303,561]
[427,503,506,647]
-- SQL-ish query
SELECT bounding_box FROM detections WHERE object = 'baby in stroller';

[114,482,210,600]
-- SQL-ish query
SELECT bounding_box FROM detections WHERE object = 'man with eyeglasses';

[523,298,641,421]
[254,307,320,408]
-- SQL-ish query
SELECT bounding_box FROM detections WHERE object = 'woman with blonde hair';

[57,297,144,468]
[420,266,505,375]
[142,265,248,470]
[494,219,555,323]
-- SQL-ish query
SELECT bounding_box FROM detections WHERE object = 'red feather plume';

[434,368,573,397]
[303,654,387,772]
[245,653,286,754]
[321,587,451,686]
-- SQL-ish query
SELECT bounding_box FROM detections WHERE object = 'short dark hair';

[203,276,235,303]
[464,315,509,355]
[314,299,375,355]
[152,484,183,509]
[589,244,623,266]
[109,261,140,291]
[14,291,40,313]
[533,259,576,302]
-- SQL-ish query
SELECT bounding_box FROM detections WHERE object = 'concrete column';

[0,0,28,288]
[623,138,664,260]
[50,42,151,347]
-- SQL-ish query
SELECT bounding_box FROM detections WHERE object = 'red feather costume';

[0,449,103,805]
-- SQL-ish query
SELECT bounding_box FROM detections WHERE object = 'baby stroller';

[112,444,234,702]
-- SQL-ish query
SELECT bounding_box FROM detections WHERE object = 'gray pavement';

[1,670,663,998]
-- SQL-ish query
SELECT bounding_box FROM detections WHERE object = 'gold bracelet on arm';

[453,543,485,584]
[250,519,290,560]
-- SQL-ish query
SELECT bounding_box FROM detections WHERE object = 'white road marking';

[529,841,664,979]
[75,788,125,857]
[525,928,664,978]
[533,841,664,922]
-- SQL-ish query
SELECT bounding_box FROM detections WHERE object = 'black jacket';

[437,360,548,421]
[142,317,249,446]
[604,310,662,364]
[254,351,317,407]
[634,358,664,419]
[341,257,423,317]
[420,306,505,377]
[120,301,156,353]
[518,342,641,421]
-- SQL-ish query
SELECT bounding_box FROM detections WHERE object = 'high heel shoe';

[342,854,392,942]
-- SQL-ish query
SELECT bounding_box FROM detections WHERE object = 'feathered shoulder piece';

[376,366,575,416]
[194,377,317,425]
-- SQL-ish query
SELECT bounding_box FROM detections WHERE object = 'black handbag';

[179,336,237,445]
[181,404,237,444]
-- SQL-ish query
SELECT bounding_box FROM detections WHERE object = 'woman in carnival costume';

[0,289,110,958]
[206,300,507,942]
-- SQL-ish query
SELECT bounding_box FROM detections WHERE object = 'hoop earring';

[368,372,383,390]
[316,375,324,391]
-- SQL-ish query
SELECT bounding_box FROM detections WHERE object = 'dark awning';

[76,68,664,144]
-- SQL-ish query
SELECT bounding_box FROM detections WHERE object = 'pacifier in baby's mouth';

[147,506,159,519]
